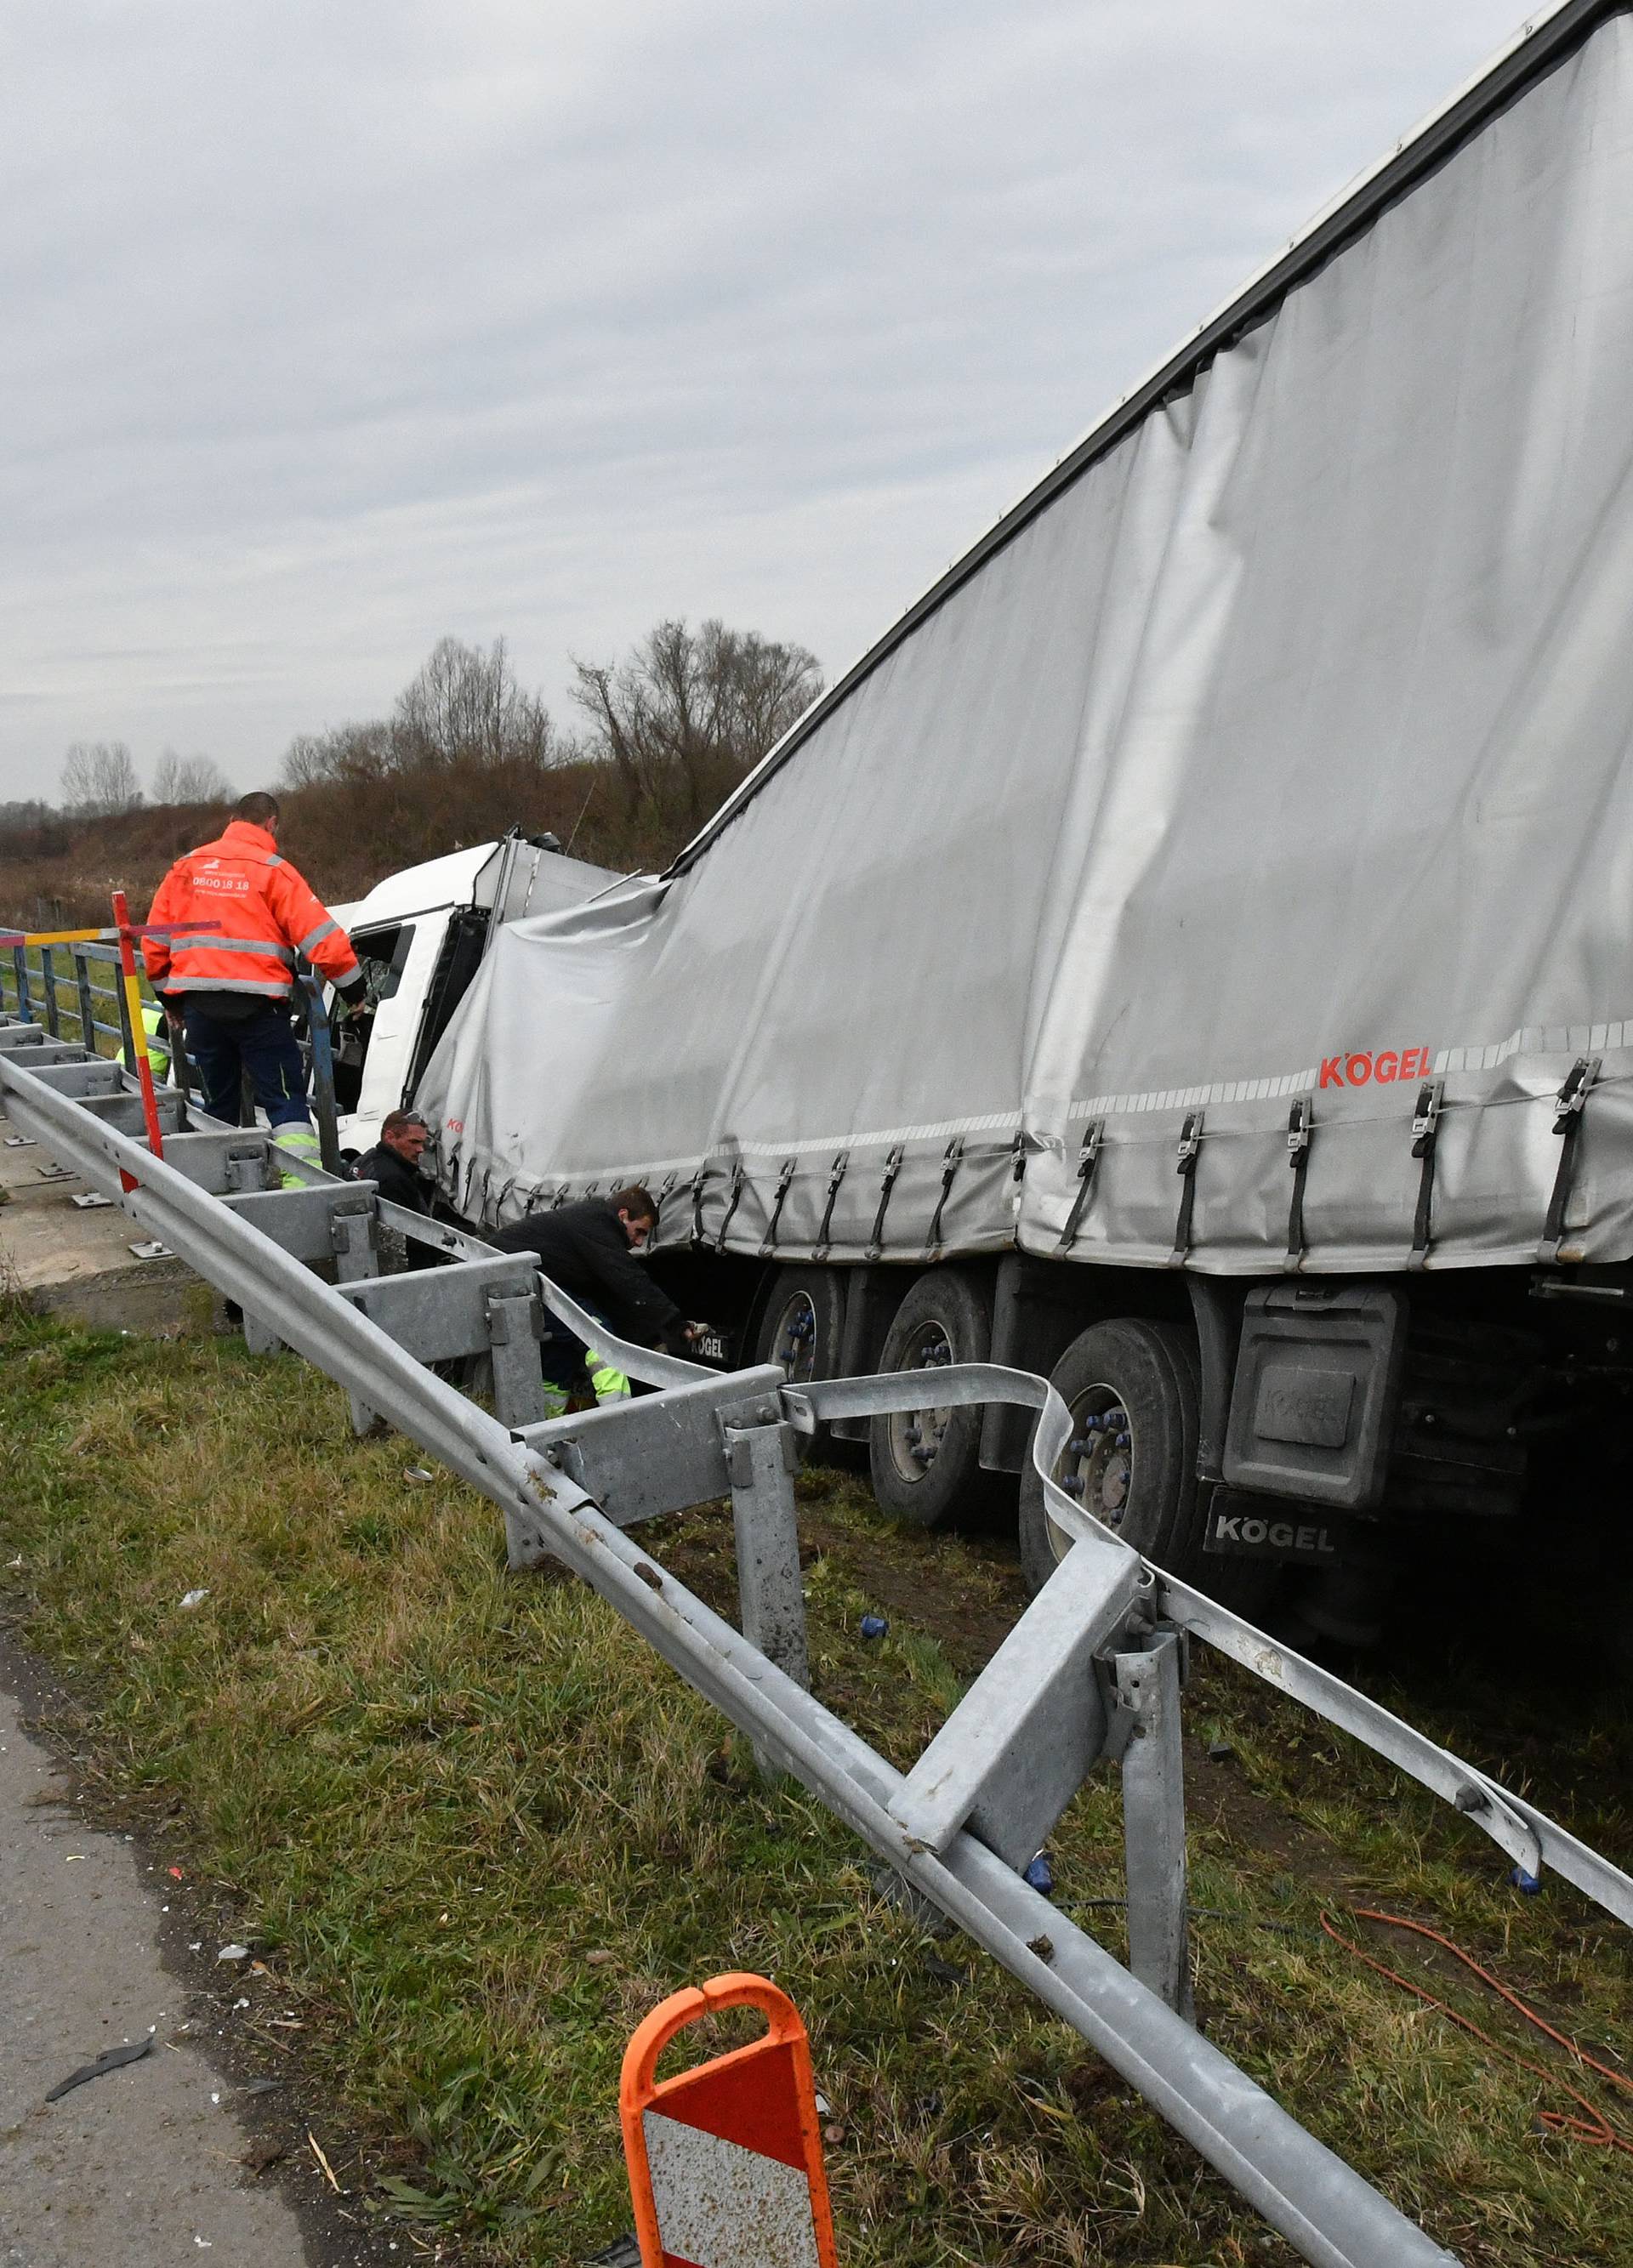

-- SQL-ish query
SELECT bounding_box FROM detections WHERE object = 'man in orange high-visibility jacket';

[144,790,367,1174]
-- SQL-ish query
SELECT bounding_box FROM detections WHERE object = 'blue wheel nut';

[1024,1851,1055,1896]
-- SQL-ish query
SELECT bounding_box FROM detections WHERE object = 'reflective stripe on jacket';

[142,820,361,1003]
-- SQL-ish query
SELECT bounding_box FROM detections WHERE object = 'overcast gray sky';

[1,1,1535,804]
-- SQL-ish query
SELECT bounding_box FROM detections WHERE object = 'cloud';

[0,0,1531,799]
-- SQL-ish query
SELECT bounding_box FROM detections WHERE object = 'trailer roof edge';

[667,0,1614,879]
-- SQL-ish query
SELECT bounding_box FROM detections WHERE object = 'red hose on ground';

[1319,1906,1633,2155]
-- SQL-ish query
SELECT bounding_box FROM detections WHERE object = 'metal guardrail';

[0,940,344,1150]
[3,1019,1629,2268]
[3,935,143,1060]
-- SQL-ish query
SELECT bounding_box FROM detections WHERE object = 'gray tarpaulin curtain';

[420,15,1633,1276]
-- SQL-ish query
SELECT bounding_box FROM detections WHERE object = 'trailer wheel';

[754,1266,845,1390]
[1018,1317,1202,1594]
[868,1268,993,1527]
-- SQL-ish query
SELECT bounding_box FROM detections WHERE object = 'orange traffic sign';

[620,1972,839,2268]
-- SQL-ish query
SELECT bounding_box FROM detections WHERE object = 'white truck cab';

[331,831,619,1157]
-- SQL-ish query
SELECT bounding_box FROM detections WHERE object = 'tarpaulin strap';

[813,1148,849,1261]
[865,1143,905,1260]
[1009,1131,1027,1185]
[714,1160,747,1253]
[1408,1077,1444,1271]
[1284,1097,1312,1274]
[1055,1120,1103,1253]
[690,1161,710,1247]
[550,1182,572,1209]
[760,1155,796,1257]
[926,1135,964,1254]
[1168,1111,1203,1269]
[1539,1054,1601,1264]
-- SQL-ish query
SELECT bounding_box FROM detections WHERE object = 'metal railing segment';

[4,1029,1630,2267]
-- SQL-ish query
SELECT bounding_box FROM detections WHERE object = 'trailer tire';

[868,1267,993,1527]
[1018,1317,1201,1594]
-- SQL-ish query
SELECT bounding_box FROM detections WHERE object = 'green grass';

[2,1301,1630,2265]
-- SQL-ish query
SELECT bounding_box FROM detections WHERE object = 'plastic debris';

[179,1589,209,1611]
[1024,1852,1055,1896]
[403,1465,435,1484]
[45,2035,154,2102]
[584,2240,642,2268]
[1205,1742,1236,1763]
[1509,1866,1543,1895]
[859,1613,889,1640]
[216,1942,250,1964]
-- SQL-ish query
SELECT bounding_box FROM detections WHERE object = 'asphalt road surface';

[0,1662,310,2268]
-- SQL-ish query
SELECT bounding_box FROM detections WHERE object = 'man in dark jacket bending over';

[489,1185,698,1415]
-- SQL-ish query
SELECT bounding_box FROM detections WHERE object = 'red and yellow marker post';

[621,1973,839,2268]
[109,890,166,1188]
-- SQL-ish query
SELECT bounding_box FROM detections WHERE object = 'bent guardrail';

[4,1019,1628,2268]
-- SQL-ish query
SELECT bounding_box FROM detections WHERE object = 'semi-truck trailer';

[383,2,1633,1640]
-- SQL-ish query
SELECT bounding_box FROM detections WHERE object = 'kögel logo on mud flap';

[1205,1508,1337,1560]
[1319,1045,1433,1089]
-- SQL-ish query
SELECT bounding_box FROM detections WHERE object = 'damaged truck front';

[412,3,1633,1637]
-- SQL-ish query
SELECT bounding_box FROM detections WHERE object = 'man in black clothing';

[489,1184,699,1413]
[351,1110,433,1213]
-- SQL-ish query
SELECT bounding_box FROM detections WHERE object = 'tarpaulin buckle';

[1539,1054,1601,1264]
[1408,1077,1444,1270]
[865,1143,905,1260]
[714,1160,747,1253]
[1055,1119,1102,1253]
[813,1148,849,1262]
[1168,1111,1203,1269]
[1283,1096,1312,1275]
[760,1155,797,1258]
[690,1160,710,1248]
[926,1135,964,1257]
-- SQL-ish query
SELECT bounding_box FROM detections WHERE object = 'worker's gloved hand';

[682,1321,710,1341]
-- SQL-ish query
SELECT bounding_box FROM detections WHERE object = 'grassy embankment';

[1,1299,1630,2265]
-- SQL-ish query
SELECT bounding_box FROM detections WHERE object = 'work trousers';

[538,1311,630,1412]
[183,1002,312,1130]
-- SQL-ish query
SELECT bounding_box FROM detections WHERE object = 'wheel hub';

[1051,1388,1133,1559]
[886,1322,955,1482]
[772,1293,819,1384]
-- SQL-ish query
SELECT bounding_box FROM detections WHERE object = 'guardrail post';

[725,1421,810,1741]
[1114,1629,1192,2020]
[12,945,33,1023]
[484,1287,546,1429]
[38,946,60,1037]
[72,946,97,1055]
[298,969,342,1175]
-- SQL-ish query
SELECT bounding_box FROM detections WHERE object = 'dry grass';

[2,1307,1630,2265]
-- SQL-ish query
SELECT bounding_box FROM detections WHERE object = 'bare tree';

[279,637,565,788]
[394,634,559,768]
[572,618,822,826]
[151,750,233,806]
[60,741,144,816]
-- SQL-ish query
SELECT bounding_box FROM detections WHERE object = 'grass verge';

[1,1303,1630,2265]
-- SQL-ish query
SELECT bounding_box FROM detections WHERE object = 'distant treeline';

[0,620,822,929]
